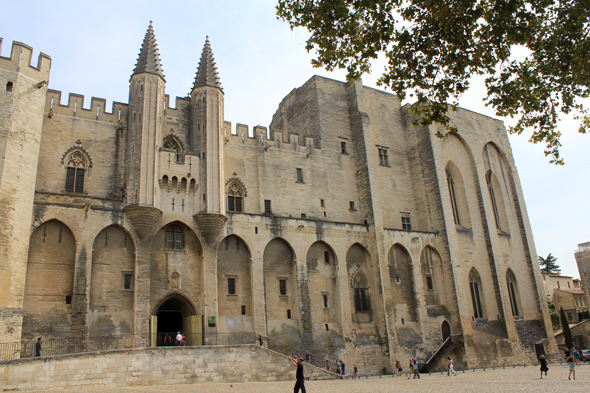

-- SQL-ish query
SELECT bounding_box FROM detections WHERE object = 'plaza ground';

[14,363,588,392]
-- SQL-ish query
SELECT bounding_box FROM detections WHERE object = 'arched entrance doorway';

[151,293,202,347]
[441,320,451,341]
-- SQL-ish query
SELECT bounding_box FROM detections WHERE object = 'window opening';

[6,82,13,92]
[264,200,272,214]
[65,151,87,193]
[279,279,287,296]
[325,324,329,331]
[323,294,328,308]
[469,270,484,318]
[287,309,291,319]
[320,199,325,207]
[447,170,461,225]
[353,274,370,312]
[228,278,236,295]
[296,168,304,183]
[402,216,412,231]
[65,296,72,305]
[241,305,246,315]
[124,274,133,290]
[378,146,389,166]
[486,172,501,229]
[340,142,347,154]
[165,225,184,250]
[324,251,330,264]
[349,201,355,210]
[227,182,244,212]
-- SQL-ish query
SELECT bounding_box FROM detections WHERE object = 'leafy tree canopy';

[539,253,561,274]
[276,0,590,164]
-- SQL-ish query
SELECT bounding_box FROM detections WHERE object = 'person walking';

[175,332,182,346]
[573,347,581,365]
[353,364,359,378]
[538,354,549,379]
[568,355,576,380]
[35,337,42,357]
[341,360,346,376]
[325,359,330,371]
[305,351,311,363]
[411,358,420,379]
[395,360,403,377]
[258,334,263,346]
[447,356,457,376]
[336,360,341,375]
[290,355,306,393]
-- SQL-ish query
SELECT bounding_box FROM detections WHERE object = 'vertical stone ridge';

[132,21,165,79]
[193,37,222,90]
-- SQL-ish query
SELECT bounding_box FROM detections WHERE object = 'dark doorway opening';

[157,300,183,346]
[441,320,451,341]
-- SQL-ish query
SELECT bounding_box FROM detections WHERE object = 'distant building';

[575,242,590,321]
[542,272,587,323]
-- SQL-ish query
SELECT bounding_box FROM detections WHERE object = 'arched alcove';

[445,161,471,228]
[506,269,522,317]
[346,243,373,324]
[89,225,136,335]
[469,268,485,319]
[306,241,339,335]
[420,245,446,306]
[22,220,76,339]
[389,243,417,322]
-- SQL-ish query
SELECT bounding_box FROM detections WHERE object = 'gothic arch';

[226,178,247,212]
[162,133,185,162]
[389,243,417,321]
[445,161,471,228]
[61,141,93,169]
[506,268,522,317]
[469,268,486,319]
[151,290,198,316]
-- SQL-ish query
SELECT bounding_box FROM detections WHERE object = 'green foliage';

[539,253,561,274]
[560,307,573,348]
[276,0,590,164]
[548,300,561,331]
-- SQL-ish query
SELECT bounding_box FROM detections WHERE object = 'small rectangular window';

[325,323,329,331]
[228,196,235,211]
[378,146,389,166]
[301,213,306,219]
[65,296,72,305]
[279,279,287,296]
[324,251,330,264]
[296,168,304,183]
[174,232,182,250]
[287,309,291,319]
[323,294,328,308]
[567,282,571,288]
[241,305,246,315]
[65,167,76,192]
[228,278,236,295]
[340,141,347,154]
[264,200,272,214]
[235,197,242,212]
[349,201,355,210]
[6,82,13,92]
[320,199,325,208]
[124,274,133,290]
[402,216,412,231]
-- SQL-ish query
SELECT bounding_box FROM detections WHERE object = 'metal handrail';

[425,334,463,368]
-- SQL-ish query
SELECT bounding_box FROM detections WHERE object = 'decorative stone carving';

[124,205,163,239]
[193,212,227,245]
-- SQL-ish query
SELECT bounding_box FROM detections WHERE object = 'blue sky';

[2,0,588,278]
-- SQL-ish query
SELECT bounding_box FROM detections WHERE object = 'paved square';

[21,363,587,392]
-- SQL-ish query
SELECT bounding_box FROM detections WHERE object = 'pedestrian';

[573,347,581,365]
[538,354,549,379]
[447,356,457,376]
[341,360,346,376]
[568,355,576,380]
[175,331,182,346]
[564,347,571,358]
[411,358,420,379]
[35,337,42,357]
[306,351,311,363]
[326,359,330,371]
[258,334,263,346]
[181,334,186,346]
[395,360,403,377]
[164,334,171,346]
[290,354,306,393]
[336,360,341,375]
[353,364,359,378]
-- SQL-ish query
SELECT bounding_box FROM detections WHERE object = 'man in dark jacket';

[35,337,42,357]
[290,354,306,393]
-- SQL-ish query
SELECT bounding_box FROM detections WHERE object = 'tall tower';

[124,22,166,238]
[0,40,51,343]
[190,38,225,215]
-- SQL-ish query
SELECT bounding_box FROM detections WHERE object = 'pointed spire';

[132,21,165,79]
[193,36,222,90]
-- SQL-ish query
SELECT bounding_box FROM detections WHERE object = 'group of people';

[161,332,186,346]
[538,347,583,380]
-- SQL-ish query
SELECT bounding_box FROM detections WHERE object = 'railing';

[425,334,464,372]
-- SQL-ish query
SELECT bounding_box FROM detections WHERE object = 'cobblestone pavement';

[17,363,588,393]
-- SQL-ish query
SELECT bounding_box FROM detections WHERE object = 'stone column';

[250,252,267,335]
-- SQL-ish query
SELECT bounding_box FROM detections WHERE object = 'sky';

[1,0,588,278]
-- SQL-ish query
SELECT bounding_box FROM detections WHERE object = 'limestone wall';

[0,345,337,390]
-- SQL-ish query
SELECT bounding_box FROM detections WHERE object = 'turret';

[0,39,51,343]
[125,21,166,209]
[190,37,225,214]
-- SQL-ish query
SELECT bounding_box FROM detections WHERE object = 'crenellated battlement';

[0,38,51,78]
[224,121,322,152]
[45,89,128,123]
[163,94,190,115]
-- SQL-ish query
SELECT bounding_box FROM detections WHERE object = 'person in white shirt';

[176,332,182,346]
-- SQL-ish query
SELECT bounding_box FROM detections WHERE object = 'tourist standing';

[336,360,341,375]
[290,355,306,393]
[341,360,346,376]
[325,359,330,371]
[538,354,549,379]
[568,356,576,380]
[353,364,359,378]
[306,351,311,363]
[573,347,581,365]
[258,334,263,346]
[35,337,42,357]
[175,332,182,346]
[447,356,457,376]
[408,359,413,379]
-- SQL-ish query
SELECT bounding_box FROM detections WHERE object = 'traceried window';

[353,273,371,312]
[165,225,184,250]
[486,171,501,229]
[163,137,182,162]
[65,151,87,193]
[506,270,521,317]
[227,182,244,212]
[469,269,485,319]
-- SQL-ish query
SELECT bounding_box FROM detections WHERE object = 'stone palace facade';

[0,23,557,371]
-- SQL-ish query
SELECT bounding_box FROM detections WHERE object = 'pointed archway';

[151,292,202,347]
